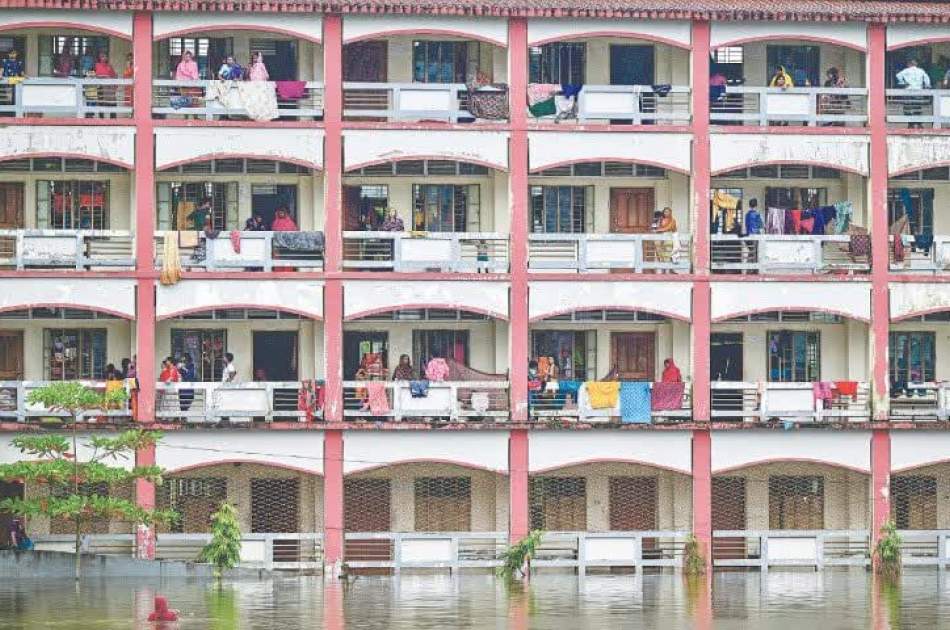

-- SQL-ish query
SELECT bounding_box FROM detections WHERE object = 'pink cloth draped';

[229,230,241,253]
[651,382,685,411]
[271,216,298,231]
[425,358,450,382]
[276,80,307,100]
[367,381,390,414]
[813,382,834,408]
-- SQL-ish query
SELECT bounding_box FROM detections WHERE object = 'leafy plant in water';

[498,530,544,581]
[874,520,902,581]
[682,534,706,576]
[200,502,242,579]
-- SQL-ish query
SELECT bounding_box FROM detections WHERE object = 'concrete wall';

[0,318,132,381]
[154,319,322,380]
[347,462,508,532]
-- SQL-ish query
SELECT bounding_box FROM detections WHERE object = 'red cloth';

[229,229,241,253]
[275,80,307,100]
[834,380,859,399]
[94,62,117,78]
[893,235,906,263]
[789,209,802,234]
[367,381,390,414]
[651,381,685,411]
[148,596,178,622]
[799,217,815,235]
[159,366,180,382]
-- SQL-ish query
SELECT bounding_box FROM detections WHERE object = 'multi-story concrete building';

[1,1,950,573]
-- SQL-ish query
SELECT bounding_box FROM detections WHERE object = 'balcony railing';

[565,85,690,124]
[0,229,134,270]
[155,381,318,423]
[710,381,871,423]
[0,380,131,423]
[530,382,692,423]
[528,233,691,273]
[711,234,869,274]
[890,235,950,273]
[886,89,950,128]
[712,530,870,569]
[890,383,950,421]
[711,86,868,126]
[152,80,324,119]
[343,82,508,122]
[532,531,689,573]
[342,380,510,422]
[0,78,133,118]
[344,532,506,572]
[342,232,508,272]
[897,530,950,566]
[155,231,323,271]
[33,533,323,571]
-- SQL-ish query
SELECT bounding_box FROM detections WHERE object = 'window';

[891,476,937,530]
[766,45,820,87]
[412,330,469,371]
[764,187,826,210]
[529,43,585,85]
[171,329,226,382]
[530,186,590,234]
[44,328,107,380]
[158,477,227,533]
[412,41,476,83]
[889,331,935,387]
[531,330,596,380]
[711,46,743,82]
[529,477,586,531]
[767,331,820,382]
[888,189,933,236]
[768,475,824,530]
[156,182,239,231]
[414,477,472,532]
[411,184,478,232]
[158,37,232,79]
[36,181,109,229]
[343,185,389,231]
[41,36,109,77]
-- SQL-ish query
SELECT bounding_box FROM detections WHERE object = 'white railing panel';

[342,380,509,422]
[712,86,868,126]
[0,380,131,422]
[712,529,870,568]
[711,234,869,274]
[528,233,691,273]
[573,85,691,124]
[155,231,323,272]
[0,230,134,270]
[152,80,324,119]
[155,381,317,423]
[0,78,133,118]
[342,232,509,272]
[886,89,950,128]
[710,381,870,423]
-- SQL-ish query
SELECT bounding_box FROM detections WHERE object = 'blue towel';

[620,381,652,424]
[900,187,915,222]
[410,380,429,398]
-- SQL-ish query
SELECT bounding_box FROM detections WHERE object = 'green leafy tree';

[498,530,544,581]
[200,502,242,578]
[874,520,903,581]
[0,383,174,579]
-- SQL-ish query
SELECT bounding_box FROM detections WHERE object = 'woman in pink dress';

[271,207,297,271]
[247,52,269,82]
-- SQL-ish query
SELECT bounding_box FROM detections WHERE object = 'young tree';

[0,382,174,579]
[200,502,242,579]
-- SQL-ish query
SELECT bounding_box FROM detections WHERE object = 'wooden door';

[611,332,655,381]
[0,331,23,380]
[712,477,747,560]
[0,183,23,229]
[609,188,654,234]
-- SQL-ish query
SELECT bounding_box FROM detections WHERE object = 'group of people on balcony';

[712,194,856,238]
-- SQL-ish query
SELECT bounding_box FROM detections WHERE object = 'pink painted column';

[322,15,343,272]
[134,445,156,559]
[323,429,345,571]
[692,429,713,573]
[508,17,529,424]
[323,280,344,423]
[508,429,529,542]
[868,23,890,419]
[871,428,891,545]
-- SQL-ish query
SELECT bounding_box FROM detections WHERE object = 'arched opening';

[343,307,509,422]
[155,307,324,423]
[711,310,870,423]
[886,41,950,129]
[528,309,690,423]
[888,169,949,272]
[342,159,508,273]
[710,164,868,275]
[889,311,949,417]
[527,159,691,273]
[712,462,870,567]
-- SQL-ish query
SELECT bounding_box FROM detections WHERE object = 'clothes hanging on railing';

[160,233,182,286]
[766,207,785,234]
[410,380,429,398]
[833,201,853,234]
[834,380,859,400]
[620,381,652,424]
[586,381,620,409]
[367,381,390,414]
[712,191,740,233]
[297,380,323,421]
[652,382,686,411]
[275,81,307,100]
[914,232,934,254]
[813,381,834,409]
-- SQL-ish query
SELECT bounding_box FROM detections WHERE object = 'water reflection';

[0,570,948,628]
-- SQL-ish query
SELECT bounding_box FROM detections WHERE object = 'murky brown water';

[0,570,946,628]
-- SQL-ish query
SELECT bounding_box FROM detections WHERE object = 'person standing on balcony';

[382,208,404,232]
[94,52,117,117]
[54,41,76,77]
[392,355,414,381]
[217,55,244,81]
[745,198,763,235]
[2,49,23,79]
[769,66,793,89]
[244,212,267,231]
[188,197,212,231]
[247,52,269,82]
[79,46,95,77]
[174,50,199,81]
[897,58,931,129]
[221,353,237,384]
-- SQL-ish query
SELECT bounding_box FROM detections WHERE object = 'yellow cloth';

[178,230,199,248]
[160,232,182,286]
[586,381,620,409]
[712,191,740,233]
[176,201,195,231]
[769,68,794,87]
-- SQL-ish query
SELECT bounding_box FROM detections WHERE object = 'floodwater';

[0,570,947,629]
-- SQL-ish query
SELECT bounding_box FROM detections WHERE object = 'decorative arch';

[527,18,691,49]
[887,24,950,51]
[890,283,950,322]
[343,431,509,474]
[888,136,950,178]
[156,280,324,321]
[155,128,324,172]
[0,127,135,169]
[529,281,691,323]
[891,431,950,472]
[0,278,135,320]
[342,15,508,47]
[155,431,324,475]
[529,131,691,174]
[711,22,867,52]
[153,13,322,43]
[711,282,871,323]
[529,432,693,475]
[343,280,509,321]
[711,431,871,474]
[344,129,509,173]
[711,134,869,177]
[0,10,133,40]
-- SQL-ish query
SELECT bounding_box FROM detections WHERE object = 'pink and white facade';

[3,2,950,573]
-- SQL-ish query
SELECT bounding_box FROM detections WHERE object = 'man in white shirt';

[221,352,237,383]
[896,58,931,128]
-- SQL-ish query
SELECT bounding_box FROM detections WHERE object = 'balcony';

[712,530,870,569]
[529,84,690,125]
[152,80,324,120]
[711,86,867,127]
[344,82,506,123]
[890,235,950,273]
[155,381,318,423]
[711,234,869,274]
[155,231,324,272]
[530,381,692,424]
[0,230,134,270]
[342,380,510,422]
[342,232,509,272]
[529,233,690,273]
[0,78,132,119]
[0,380,132,424]
[710,381,871,423]
[890,384,950,421]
